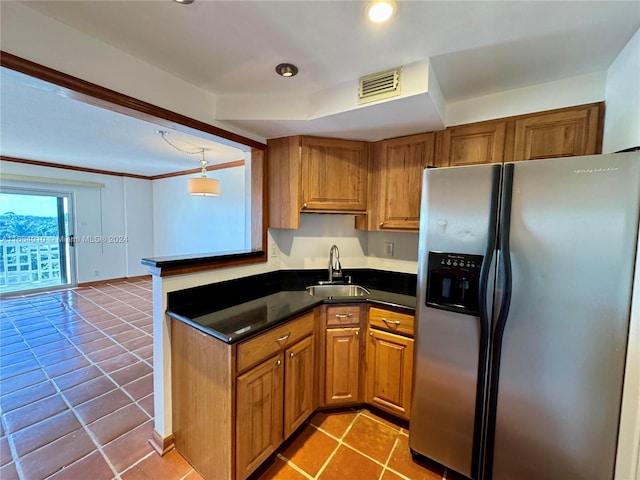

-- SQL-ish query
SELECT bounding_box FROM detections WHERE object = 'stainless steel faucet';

[328,244,342,283]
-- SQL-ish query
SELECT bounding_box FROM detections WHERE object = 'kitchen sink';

[306,283,370,297]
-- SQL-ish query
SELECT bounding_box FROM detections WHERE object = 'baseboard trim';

[77,274,152,287]
[149,429,175,456]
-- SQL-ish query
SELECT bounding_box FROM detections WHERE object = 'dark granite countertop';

[166,269,417,344]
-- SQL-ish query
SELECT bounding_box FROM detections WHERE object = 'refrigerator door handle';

[482,162,515,480]
[472,164,502,477]
[495,163,514,330]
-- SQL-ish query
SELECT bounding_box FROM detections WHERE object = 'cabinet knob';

[290,352,295,358]
[276,359,282,366]
[355,329,359,336]
[302,203,308,209]
[369,332,373,336]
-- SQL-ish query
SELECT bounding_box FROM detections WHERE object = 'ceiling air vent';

[358,67,402,104]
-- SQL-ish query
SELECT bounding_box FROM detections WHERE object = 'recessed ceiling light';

[173,0,195,4]
[275,63,299,78]
[366,0,397,23]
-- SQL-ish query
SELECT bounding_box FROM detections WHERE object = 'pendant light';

[157,130,220,197]
[188,152,220,197]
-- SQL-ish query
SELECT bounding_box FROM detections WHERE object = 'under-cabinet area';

[168,273,417,480]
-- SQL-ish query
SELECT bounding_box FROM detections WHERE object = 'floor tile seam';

[117,449,156,477]
[377,436,402,480]
[360,411,405,433]
[81,312,150,342]
[274,454,314,480]
[307,410,364,479]
[8,353,121,480]
[85,286,151,315]
[102,284,151,303]
[47,306,151,373]
[1,413,28,480]
[32,319,153,420]
[177,468,198,480]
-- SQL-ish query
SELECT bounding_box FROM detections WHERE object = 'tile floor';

[249,408,463,480]
[1,280,458,480]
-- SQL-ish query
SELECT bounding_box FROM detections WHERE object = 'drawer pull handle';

[382,318,401,326]
[335,314,353,319]
[275,333,291,342]
[290,352,295,358]
[276,359,282,366]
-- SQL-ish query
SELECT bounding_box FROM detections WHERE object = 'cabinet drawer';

[369,307,414,337]
[326,305,361,327]
[237,311,314,373]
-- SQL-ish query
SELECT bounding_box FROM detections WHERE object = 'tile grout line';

[2,305,121,480]
[312,409,364,479]
[307,410,414,480]
[2,289,153,479]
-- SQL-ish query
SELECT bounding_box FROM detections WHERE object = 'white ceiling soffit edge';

[215,60,446,141]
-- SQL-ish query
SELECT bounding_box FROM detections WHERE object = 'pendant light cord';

[157,130,208,177]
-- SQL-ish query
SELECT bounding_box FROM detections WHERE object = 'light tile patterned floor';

[1,280,458,480]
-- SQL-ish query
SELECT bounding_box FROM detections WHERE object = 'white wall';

[0,160,153,282]
[604,29,640,153]
[271,215,369,270]
[270,214,419,274]
[446,71,607,127]
[123,177,154,277]
[152,166,247,257]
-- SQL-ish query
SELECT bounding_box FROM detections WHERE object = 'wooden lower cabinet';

[284,335,315,437]
[236,354,284,479]
[172,310,317,480]
[325,327,362,405]
[365,328,414,420]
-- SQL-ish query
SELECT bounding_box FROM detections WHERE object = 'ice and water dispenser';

[426,252,484,316]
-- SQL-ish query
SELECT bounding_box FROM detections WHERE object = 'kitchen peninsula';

[155,266,417,480]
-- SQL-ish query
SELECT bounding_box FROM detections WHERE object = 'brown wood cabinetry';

[436,103,603,167]
[506,103,603,161]
[322,305,363,406]
[236,354,283,479]
[283,335,315,437]
[436,120,507,167]
[362,132,435,231]
[172,310,316,480]
[365,307,415,420]
[268,135,368,228]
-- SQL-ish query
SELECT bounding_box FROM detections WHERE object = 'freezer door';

[490,153,640,480]
[411,164,500,479]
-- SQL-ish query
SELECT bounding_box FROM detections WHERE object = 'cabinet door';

[376,133,435,230]
[325,327,361,405]
[236,354,284,479]
[437,120,506,167]
[284,335,315,438]
[300,137,368,212]
[509,103,602,161]
[366,328,414,420]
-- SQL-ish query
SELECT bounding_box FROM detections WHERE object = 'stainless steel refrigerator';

[409,152,640,480]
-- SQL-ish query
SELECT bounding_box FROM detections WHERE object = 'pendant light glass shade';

[188,177,220,196]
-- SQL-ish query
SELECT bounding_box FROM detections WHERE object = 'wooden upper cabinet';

[300,136,368,213]
[267,135,368,228]
[370,133,435,231]
[506,103,603,161]
[436,120,507,167]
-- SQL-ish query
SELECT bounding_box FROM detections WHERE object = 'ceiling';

[1,1,639,176]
